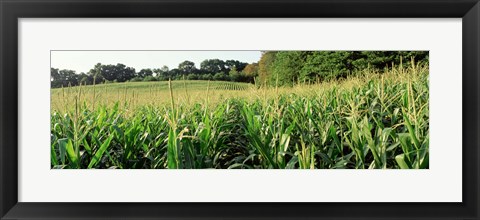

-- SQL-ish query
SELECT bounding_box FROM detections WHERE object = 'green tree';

[258,51,277,85]
[228,66,240,82]
[200,59,226,74]
[186,74,199,80]
[154,65,170,80]
[225,60,248,72]
[272,51,309,86]
[178,60,197,74]
[137,68,153,78]
[50,69,78,87]
[242,63,259,77]
[213,72,228,81]
[77,72,91,85]
[300,51,356,82]
[200,74,213,80]
[99,63,136,82]
[169,68,182,80]
[87,63,105,84]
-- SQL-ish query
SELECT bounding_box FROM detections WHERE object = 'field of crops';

[51,64,429,169]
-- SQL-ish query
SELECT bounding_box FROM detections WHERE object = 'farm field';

[50,63,429,169]
[51,80,254,113]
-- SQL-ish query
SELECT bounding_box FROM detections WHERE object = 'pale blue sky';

[51,51,262,73]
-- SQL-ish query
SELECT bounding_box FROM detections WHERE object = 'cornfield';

[51,64,429,169]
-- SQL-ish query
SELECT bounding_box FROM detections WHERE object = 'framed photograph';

[1,0,479,219]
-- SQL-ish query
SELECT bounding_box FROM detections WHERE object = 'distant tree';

[87,63,104,84]
[354,51,428,70]
[97,64,115,81]
[143,75,157,81]
[272,51,309,86]
[300,51,353,82]
[178,60,197,74]
[242,63,259,77]
[200,59,226,74]
[186,74,199,80]
[258,51,277,85]
[77,72,91,85]
[200,74,213,81]
[137,68,153,78]
[225,60,248,72]
[228,66,240,82]
[50,69,78,87]
[213,72,228,81]
[51,68,63,88]
[130,77,143,82]
[99,63,136,82]
[154,65,170,80]
[51,68,59,81]
[61,69,78,86]
[169,68,182,80]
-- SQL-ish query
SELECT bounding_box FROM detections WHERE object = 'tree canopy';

[259,51,428,86]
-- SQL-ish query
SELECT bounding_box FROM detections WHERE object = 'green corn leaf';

[88,135,114,169]
[83,139,92,155]
[64,139,79,168]
[167,129,179,169]
[404,116,420,150]
[51,141,59,166]
[57,138,68,165]
[395,154,411,169]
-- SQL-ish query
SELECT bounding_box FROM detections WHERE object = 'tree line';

[257,51,428,86]
[51,51,428,88]
[50,59,257,88]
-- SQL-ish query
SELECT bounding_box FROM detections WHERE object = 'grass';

[51,64,429,169]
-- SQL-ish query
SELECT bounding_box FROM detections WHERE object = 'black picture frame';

[1,0,479,219]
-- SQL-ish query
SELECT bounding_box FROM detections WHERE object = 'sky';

[51,51,262,73]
